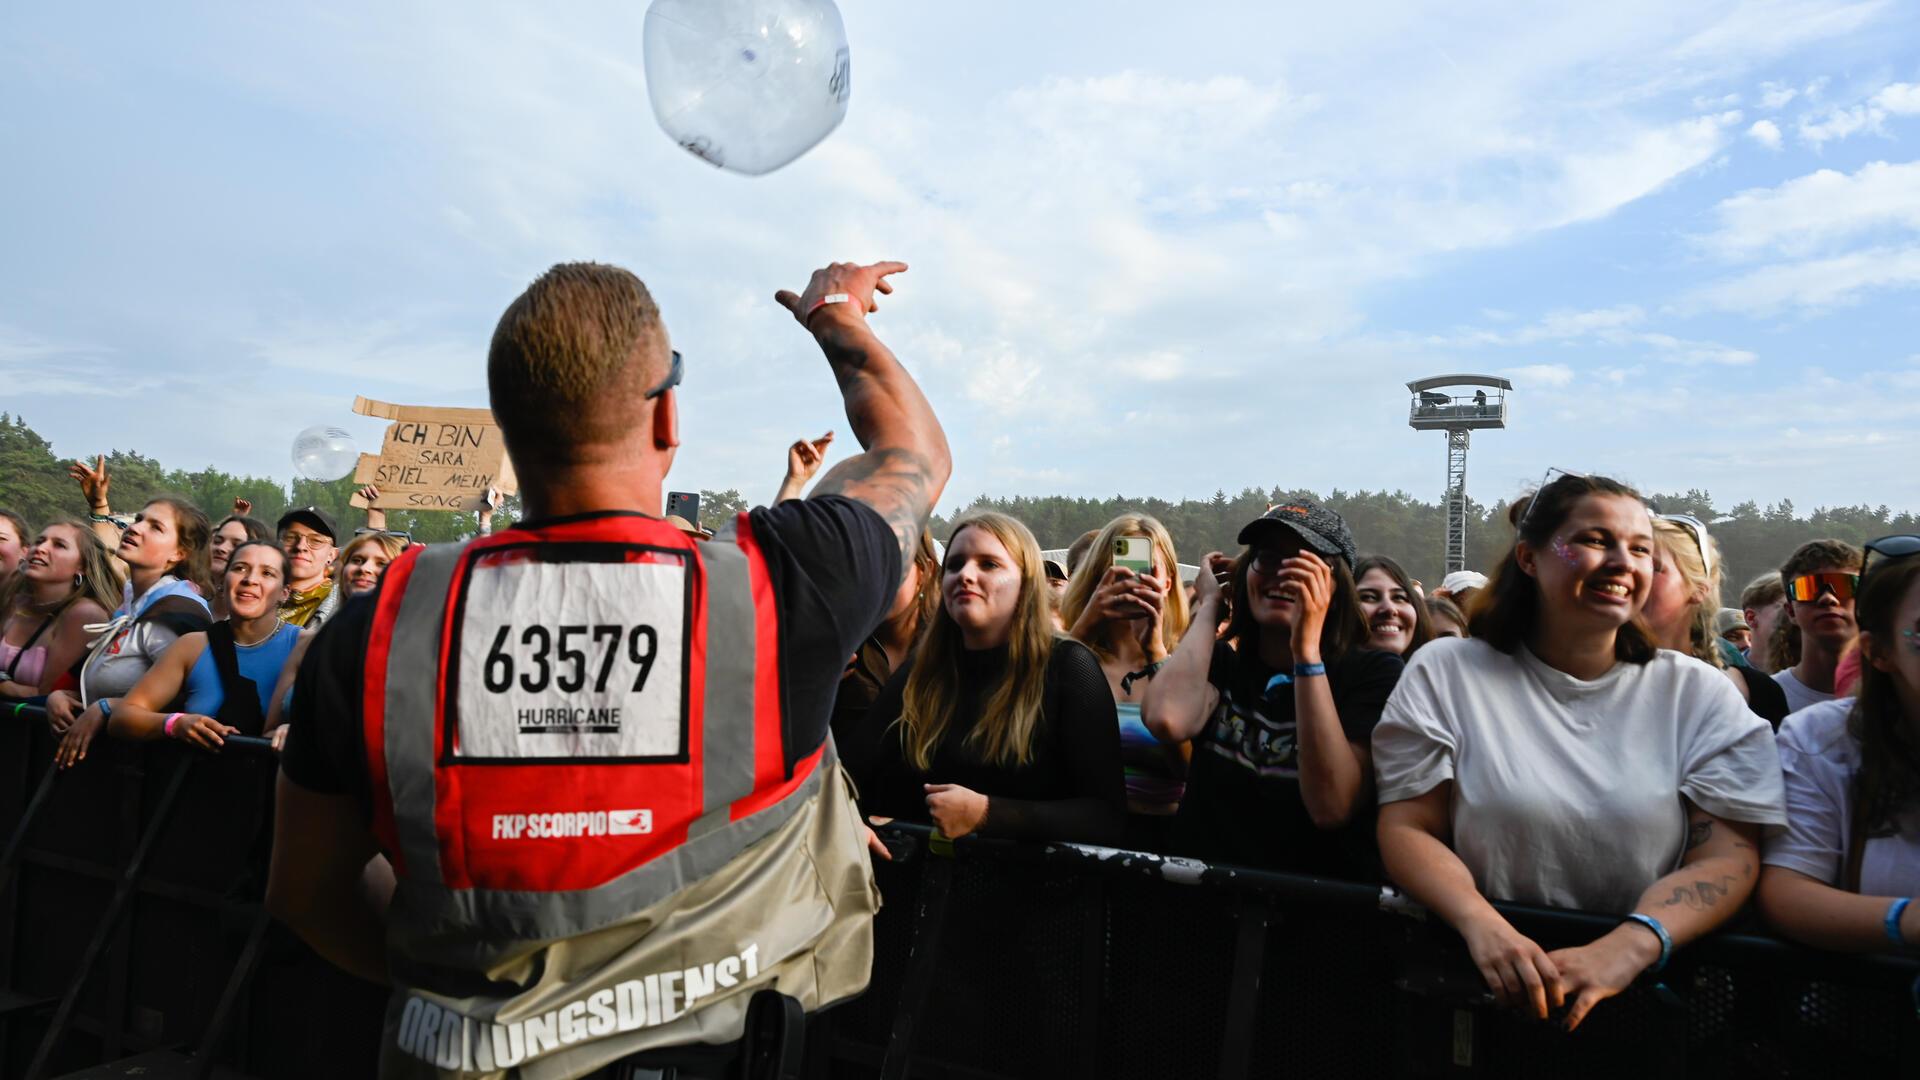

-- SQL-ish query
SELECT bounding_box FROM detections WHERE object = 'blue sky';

[3,1,1918,519]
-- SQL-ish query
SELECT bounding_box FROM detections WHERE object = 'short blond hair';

[488,262,667,464]
[1653,517,1725,668]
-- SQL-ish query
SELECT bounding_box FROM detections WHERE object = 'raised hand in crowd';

[1273,549,1335,660]
[1068,564,1168,658]
[356,485,386,532]
[69,455,120,551]
[476,485,500,536]
[775,431,834,503]
[774,260,951,571]
[231,496,252,517]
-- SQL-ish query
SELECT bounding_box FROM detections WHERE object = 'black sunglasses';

[1863,534,1920,581]
[645,350,684,400]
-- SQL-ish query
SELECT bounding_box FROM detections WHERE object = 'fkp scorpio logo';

[492,809,653,840]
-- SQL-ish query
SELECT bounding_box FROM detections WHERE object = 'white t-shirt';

[1763,698,1920,897]
[1772,668,1835,715]
[1372,637,1787,914]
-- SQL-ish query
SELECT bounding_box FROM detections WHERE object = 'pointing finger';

[773,289,802,315]
[869,260,909,277]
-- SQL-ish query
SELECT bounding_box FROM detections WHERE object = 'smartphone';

[667,491,700,525]
[1114,537,1154,577]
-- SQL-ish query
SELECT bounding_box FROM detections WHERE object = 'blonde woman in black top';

[863,511,1124,843]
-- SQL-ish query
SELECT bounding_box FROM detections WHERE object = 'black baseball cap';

[277,506,339,544]
[1237,499,1357,568]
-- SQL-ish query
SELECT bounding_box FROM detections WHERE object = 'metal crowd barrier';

[4,705,1917,1078]
[0,705,383,1079]
[827,822,1920,1080]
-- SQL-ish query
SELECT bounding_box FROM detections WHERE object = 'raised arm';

[774,261,951,576]
[774,432,834,504]
[69,456,123,557]
[1142,553,1227,743]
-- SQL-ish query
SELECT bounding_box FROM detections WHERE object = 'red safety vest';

[362,512,877,1078]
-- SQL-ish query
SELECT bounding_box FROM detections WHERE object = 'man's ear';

[653,389,680,451]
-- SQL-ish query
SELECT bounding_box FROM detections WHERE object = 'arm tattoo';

[1685,820,1714,850]
[811,446,937,577]
[1658,874,1739,911]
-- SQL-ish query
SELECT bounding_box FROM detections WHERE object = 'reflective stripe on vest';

[364,512,820,942]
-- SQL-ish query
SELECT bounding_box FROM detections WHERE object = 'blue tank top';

[181,622,303,720]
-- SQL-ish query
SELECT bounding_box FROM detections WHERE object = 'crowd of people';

[4,314,1919,1043]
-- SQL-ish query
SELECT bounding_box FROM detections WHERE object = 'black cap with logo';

[1236,499,1357,569]
[277,506,340,544]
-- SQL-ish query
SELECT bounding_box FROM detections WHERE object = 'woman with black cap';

[1142,499,1403,875]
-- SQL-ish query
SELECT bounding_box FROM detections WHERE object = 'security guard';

[269,259,950,1078]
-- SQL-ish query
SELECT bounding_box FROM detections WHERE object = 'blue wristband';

[1622,913,1672,974]
[1886,898,1912,948]
[97,698,113,720]
[1293,661,1327,678]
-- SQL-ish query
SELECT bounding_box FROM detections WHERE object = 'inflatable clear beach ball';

[291,425,358,481]
[644,0,851,176]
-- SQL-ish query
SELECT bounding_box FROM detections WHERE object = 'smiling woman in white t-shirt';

[1756,538,1920,951]
[1373,473,1785,1032]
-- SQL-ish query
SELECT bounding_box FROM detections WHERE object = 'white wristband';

[804,293,853,325]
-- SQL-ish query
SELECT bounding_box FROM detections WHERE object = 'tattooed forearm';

[811,447,939,575]
[1658,874,1739,911]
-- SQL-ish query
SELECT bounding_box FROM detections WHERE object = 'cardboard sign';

[348,397,519,512]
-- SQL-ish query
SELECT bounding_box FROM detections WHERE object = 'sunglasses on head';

[1514,467,1590,537]
[1863,534,1920,580]
[644,350,684,400]
[1784,572,1859,603]
[1653,512,1715,579]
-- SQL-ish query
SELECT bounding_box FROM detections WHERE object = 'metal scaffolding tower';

[1407,375,1512,574]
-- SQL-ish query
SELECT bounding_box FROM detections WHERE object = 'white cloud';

[1798,80,1920,144]
[1702,159,1920,258]
[2,1,1915,513]
[1422,306,1756,365]
[1747,118,1783,148]
[1690,246,1920,312]
[1504,363,1576,387]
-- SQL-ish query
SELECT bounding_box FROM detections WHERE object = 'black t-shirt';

[1733,664,1792,730]
[1172,641,1404,877]
[279,497,901,817]
[859,639,1126,846]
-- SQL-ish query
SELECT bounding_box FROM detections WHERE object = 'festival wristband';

[1293,661,1327,678]
[1622,913,1672,974]
[98,698,114,720]
[164,712,183,738]
[1886,898,1912,948]
[804,292,852,326]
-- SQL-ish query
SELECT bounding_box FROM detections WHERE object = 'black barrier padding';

[1098,872,1237,1078]
[897,857,1100,1077]
[25,733,148,870]
[125,894,246,1050]
[1256,903,1397,1078]
[142,756,273,894]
